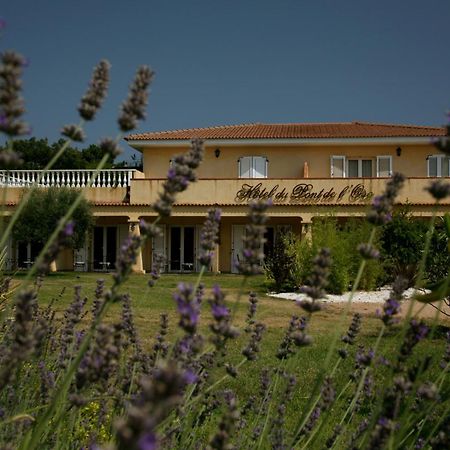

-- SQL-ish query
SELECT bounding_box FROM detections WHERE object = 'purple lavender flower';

[174,283,200,335]
[35,219,76,275]
[242,322,266,360]
[398,320,429,367]
[198,208,221,267]
[0,288,38,389]
[297,247,332,313]
[236,200,270,276]
[138,433,157,450]
[152,140,204,217]
[116,362,189,450]
[208,390,240,449]
[379,276,408,326]
[367,173,405,225]
[209,285,239,350]
[113,234,144,285]
[148,253,165,288]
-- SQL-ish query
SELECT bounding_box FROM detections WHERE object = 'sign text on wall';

[235,182,374,204]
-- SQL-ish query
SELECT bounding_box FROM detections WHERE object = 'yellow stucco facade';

[1,122,449,273]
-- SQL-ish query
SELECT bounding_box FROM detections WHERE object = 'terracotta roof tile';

[126,122,445,141]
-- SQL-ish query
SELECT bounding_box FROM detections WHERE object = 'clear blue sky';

[2,0,450,160]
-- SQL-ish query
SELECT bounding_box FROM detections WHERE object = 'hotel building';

[1,122,449,273]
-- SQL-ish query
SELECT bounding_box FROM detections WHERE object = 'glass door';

[169,226,196,272]
[93,226,117,271]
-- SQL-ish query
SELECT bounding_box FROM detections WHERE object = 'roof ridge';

[140,122,262,135]
[351,121,442,130]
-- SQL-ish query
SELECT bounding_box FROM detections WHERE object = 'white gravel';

[269,287,425,304]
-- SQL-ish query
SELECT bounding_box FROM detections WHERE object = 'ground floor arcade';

[3,201,444,274]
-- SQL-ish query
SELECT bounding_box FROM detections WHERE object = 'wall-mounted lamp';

[214,148,221,158]
[396,147,402,157]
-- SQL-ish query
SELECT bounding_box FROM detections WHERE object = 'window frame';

[238,156,268,178]
[331,155,388,178]
[376,155,393,177]
[427,154,450,177]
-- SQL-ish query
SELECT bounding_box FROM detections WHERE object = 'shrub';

[264,231,296,292]
[286,231,315,287]
[344,218,384,290]
[380,207,427,285]
[311,217,352,294]
[425,216,450,284]
[12,186,93,250]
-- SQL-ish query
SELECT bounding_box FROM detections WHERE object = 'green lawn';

[6,272,449,448]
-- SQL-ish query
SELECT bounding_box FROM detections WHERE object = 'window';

[427,155,450,177]
[238,156,268,178]
[347,159,372,177]
[331,156,392,178]
[377,156,393,177]
[330,156,345,177]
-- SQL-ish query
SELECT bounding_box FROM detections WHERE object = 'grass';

[6,271,449,448]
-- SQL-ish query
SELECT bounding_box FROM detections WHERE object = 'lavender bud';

[78,59,110,121]
[292,331,312,347]
[209,285,239,350]
[297,248,331,314]
[367,173,405,226]
[209,390,239,450]
[225,363,238,378]
[198,208,221,267]
[0,288,38,389]
[242,322,266,360]
[99,137,122,158]
[379,275,407,326]
[174,283,200,335]
[113,233,144,284]
[0,51,29,136]
[236,200,270,276]
[61,123,85,142]
[152,140,204,217]
[118,65,154,132]
[358,243,380,260]
[425,179,450,201]
[0,148,23,168]
[341,313,362,345]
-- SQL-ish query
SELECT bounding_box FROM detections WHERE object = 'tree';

[12,187,93,250]
[0,138,115,170]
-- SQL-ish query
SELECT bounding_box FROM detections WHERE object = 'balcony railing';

[0,169,136,188]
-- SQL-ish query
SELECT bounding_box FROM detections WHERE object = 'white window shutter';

[239,157,252,178]
[331,156,345,177]
[253,156,267,178]
[377,156,392,177]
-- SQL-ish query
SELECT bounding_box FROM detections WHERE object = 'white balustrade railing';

[0,169,136,188]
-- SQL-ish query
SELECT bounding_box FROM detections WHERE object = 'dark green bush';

[380,208,427,285]
[264,231,296,292]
